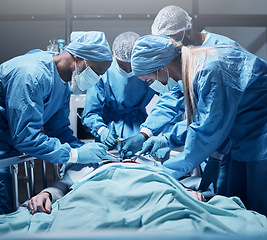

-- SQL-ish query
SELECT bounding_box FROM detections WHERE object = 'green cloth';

[0,164,267,236]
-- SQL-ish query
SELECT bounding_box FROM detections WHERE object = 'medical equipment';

[139,135,169,157]
[130,153,160,167]
[99,122,118,149]
[57,39,65,53]
[76,142,118,164]
[47,39,58,52]
[117,133,146,159]
[101,150,160,167]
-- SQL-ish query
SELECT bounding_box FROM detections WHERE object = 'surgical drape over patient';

[66,31,112,62]
[131,35,180,76]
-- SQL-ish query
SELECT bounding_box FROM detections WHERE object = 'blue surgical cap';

[131,35,180,76]
[66,31,112,62]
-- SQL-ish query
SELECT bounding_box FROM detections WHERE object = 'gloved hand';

[198,157,221,193]
[139,136,169,157]
[99,122,118,149]
[77,142,119,164]
[154,147,171,160]
[118,133,146,158]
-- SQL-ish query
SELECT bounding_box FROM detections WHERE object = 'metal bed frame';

[0,155,57,210]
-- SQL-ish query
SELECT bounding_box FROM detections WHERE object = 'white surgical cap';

[66,31,112,62]
[112,31,140,62]
[151,5,192,36]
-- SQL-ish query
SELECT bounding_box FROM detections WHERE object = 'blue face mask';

[76,61,100,91]
[164,77,177,92]
[149,79,165,93]
[116,64,133,78]
[149,70,177,94]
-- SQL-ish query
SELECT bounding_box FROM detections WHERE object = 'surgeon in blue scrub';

[0,31,118,214]
[82,32,155,149]
[130,34,267,216]
[119,5,240,193]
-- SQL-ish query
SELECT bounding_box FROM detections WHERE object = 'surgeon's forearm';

[141,92,184,136]
[49,127,84,149]
[82,113,106,137]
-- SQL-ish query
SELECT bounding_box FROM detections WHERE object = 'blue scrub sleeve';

[43,94,83,149]
[165,119,188,149]
[82,79,107,136]
[140,84,185,136]
[163,60,243,179]
[6,70,72,164]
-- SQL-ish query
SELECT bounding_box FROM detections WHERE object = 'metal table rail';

[0,155,50,210]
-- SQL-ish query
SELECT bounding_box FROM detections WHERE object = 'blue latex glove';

[139,136,169,157]
[154,147,171,160]
[99,122,118,148]
[118,133,146,158]
[77,142,119,164]
[198,157,221,193]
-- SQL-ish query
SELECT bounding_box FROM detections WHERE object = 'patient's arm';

[26,162,96,215]
[27,191,52,215]
[27,178,69,215]
[41,178,70,203]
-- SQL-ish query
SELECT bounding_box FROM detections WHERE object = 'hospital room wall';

[0,0,266,65]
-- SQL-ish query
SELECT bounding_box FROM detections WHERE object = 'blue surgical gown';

[164,47,267,179]
[0,50,83,164]
[82,61,155,139]
[140,30,241,143]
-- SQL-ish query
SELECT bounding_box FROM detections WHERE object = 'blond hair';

[172,40,229,126]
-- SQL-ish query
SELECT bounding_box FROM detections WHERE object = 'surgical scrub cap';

[131,35,180,76]
[66,31,112,62]
[151,5,192,36]
[112,31,140,62]
[70,31,87,42]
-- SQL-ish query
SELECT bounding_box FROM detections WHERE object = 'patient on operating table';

[1,162,266,235]
[27,157,206,215]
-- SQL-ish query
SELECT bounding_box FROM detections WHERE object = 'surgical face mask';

[165,77,177,92]
[75,60,100,92]
[116,64,133,78]
[149,70,177,94]
[71,63,85,95]
[149,79,166,94]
